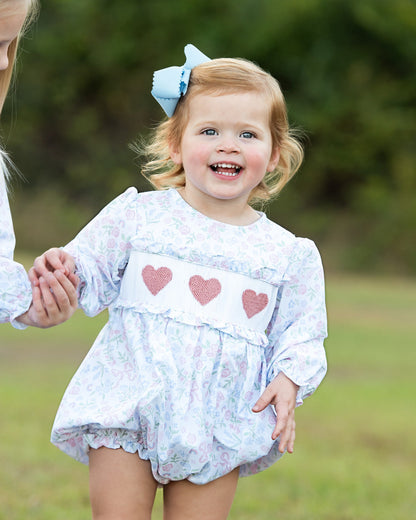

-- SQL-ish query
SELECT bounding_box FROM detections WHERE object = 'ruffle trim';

[52,425,285,484]
[114,298,270,347]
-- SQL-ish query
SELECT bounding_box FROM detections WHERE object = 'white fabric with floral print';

[51,187,327,484]
[0,173,31,327]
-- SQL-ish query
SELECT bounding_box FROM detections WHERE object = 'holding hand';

[29,247,76,285]
[17,269,79,328]
[252,372,299,454]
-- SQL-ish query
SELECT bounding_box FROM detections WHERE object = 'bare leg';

[89,447,158,520]
[163,467,239,520]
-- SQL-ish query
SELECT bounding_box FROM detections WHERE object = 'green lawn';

[1,273,415,519]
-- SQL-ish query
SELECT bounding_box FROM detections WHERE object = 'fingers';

[61,251,76,275]
[38,271,78,318]
[28,266,41,287]
[16,286,46,327]
[253,373,299,452]
[276,411,296,453]
[67,271,80,290]
[33,248,67,278]
[252,385,274,413]
[31,249,77,295]
[272,399,295,446]
[37,274,62,323]
[26,270,78,328]
[271,401,288,441]
[31,284,46,316]
[287,420,296,453]
[53,270,79,310]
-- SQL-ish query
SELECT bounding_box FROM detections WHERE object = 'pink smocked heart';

[242,289,268,318]
[189,275,221,306]
[142,265,172,295]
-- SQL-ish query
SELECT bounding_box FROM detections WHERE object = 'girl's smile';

[170,91,280,224]
[210,162,242,178]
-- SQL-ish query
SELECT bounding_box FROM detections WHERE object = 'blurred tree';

[2,0,415,272]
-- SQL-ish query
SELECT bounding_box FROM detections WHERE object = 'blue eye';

[241,131,255,139]
[203,129,217,136]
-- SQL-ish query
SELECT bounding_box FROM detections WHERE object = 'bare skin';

[17,269,79,328]
[89,447,239,520]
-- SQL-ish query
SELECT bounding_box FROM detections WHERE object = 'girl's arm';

[259,239,328,450]
[0,171,32,324]
[1,173,78,328]
[30,188,138,318]
[265,238,328,406]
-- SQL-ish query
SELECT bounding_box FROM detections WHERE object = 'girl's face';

[170,91,280,217]
[0,1,28,71]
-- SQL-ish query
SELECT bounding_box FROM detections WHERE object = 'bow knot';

[151,44,211,117]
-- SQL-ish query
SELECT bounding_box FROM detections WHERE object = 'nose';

[216,135,240,154]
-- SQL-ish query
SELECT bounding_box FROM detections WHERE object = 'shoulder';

[260,216,323,274]
[97,187,170,218]
[136,188,175,207]
[263,216,320,256]
[261,215,296,244]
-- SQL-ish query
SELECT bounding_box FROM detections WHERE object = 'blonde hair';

[140,57,304,204]
[0,0,38,183]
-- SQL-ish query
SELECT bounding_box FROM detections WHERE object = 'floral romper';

[51,187,327,485]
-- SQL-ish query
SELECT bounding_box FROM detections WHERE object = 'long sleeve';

[64,187,139,317]
[266,238,328,406]
[0,172,31,328]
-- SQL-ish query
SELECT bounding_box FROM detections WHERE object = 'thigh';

[163,467,240,520]
[89,447,158,520]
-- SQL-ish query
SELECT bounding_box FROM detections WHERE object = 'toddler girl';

[34,44,327,519]
[0,0,77,328]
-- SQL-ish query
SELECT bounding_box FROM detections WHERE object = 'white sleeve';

[0,173,31,327]
[266,238,328,406]
[64,188,139,317]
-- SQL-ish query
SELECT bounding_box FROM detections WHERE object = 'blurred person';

[0,0,78,329]
[32,44,327,519]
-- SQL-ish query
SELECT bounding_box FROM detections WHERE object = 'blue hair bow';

[151,44,211,117]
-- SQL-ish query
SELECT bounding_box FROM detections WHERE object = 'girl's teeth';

[211,163,242,175]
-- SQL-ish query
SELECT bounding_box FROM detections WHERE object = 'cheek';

[248,149,273,173]
[184,143,211,168]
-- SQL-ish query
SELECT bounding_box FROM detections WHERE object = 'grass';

[1,270,415,519]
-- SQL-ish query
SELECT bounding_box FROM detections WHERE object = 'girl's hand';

[29,248,76,286]
[17,270,79,328]
[252,372,299,453]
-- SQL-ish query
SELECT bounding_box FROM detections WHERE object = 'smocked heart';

[189,275,221,306]
[242,289,268,318]
[142,265,173,295]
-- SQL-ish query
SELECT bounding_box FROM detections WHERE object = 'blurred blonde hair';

[0,0,39,183]
[140,57,304,204]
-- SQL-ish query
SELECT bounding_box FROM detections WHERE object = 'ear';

[267,146,280,173]
[169,142,182,165]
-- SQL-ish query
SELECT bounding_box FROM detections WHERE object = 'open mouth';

[210,163,242,177]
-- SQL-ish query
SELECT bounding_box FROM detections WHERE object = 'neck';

[178,188,260,226]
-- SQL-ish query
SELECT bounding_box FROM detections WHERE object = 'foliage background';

[3,0,416,273]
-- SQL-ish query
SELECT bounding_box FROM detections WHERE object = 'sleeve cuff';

[9,296,32,330]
